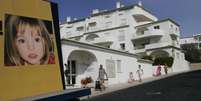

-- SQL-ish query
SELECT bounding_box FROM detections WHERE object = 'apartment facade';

[60,2,189,88]
[180,34,201,49]
[61,2,181,59]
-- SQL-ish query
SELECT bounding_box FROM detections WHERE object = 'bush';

[181,44,201,63]
[81,76,93,87]
[153,57,174,67]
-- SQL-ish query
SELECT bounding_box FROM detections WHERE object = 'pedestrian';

[156,65,162,76]
[98,64,108,90]
[128,72,135,83]
[136,65,144,82]
[164,64,168,75]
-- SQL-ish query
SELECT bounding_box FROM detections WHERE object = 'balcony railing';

[145,42,171,50]
[132,30,164,41]
[90,37,114,44]
[134,48,146,54]
[134,42,176,53]
[169,28,179,37]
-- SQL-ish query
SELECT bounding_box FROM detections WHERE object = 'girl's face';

[15,25,45,65]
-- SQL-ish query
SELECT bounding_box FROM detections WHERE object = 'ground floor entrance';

[66,60,76,86]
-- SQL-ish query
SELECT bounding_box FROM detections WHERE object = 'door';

[66,60,76,86]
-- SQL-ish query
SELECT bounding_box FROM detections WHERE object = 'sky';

[50,0,201,37]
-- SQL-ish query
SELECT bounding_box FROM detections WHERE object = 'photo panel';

[4,14,55,66]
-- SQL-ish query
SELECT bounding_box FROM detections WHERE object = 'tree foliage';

[153,57,174,67]
[181,44,201,63]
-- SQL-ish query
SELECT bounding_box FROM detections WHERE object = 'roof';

[60,4,156,25]
[92,4,156,17]
[135,18,180,28]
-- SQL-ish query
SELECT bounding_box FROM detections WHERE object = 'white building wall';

[137,60,155,78]
[172,50,190,72]
[60,3,190,88]
[62,40,154,87]
[132,6,158,22]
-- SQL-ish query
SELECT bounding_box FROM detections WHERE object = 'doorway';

[66,60,76,86]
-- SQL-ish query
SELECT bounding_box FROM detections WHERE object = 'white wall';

[62,40,154,87]
[172,50,190,72]
[137,60,155,78]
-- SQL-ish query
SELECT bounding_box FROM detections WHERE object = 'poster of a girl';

[4,14,55,66]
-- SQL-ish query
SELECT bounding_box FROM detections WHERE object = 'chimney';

[138,0,142,6]
[73,18,77,20]
[66,16,71,22]
[116,1,121,8]
[92,9,99,14]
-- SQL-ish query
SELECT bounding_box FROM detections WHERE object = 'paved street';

[83,70,201,101]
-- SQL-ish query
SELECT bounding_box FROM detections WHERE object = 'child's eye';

[18,39,25,43]
[35,37,41,42]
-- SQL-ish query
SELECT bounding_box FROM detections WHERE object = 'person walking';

[98,64,108,90]
[136,65,144,82]
[128,72,135,83]
[164,64,168,75]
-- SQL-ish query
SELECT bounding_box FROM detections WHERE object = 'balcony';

[134,42,175,53]
[132,30,164,41]
[134,48,146,54]
[169,28,179,37]
[145,42,171,50]
[90,37,114,44]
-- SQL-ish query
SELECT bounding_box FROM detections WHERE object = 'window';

[119,13,123,16]
[66,25,73,28]
[170,24,173,28]
[88,22,96,27]
[175,28,178,32]
[154,25,160,29]
[118,30,125,41]
[120,18,127,25]
[105,15,111,18]
[120,43,125,50]
[104,45,110,48]
[117,60,122,73]
[76,26,84,31]
[106,59,116,78]
[88,22,97,30]
[85,34,99,41]
[140,31,145,35]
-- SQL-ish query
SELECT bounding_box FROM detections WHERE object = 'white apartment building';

[60,2,181,59]
[60,2,190,88]
[180,34,201,49]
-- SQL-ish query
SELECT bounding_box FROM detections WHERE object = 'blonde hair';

[5,14,53,66]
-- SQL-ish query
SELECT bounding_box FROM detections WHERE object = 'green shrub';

[153,57,173,67]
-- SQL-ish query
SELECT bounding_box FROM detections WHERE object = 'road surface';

[83,70,201,101]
